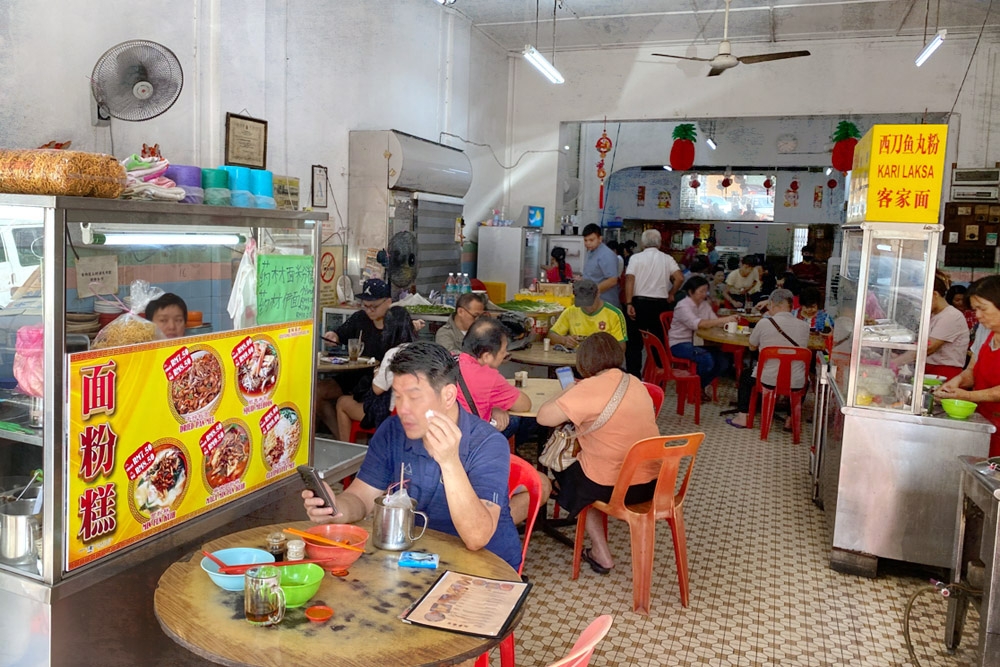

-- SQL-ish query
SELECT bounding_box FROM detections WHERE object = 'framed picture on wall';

[312,165,328,208]
[224,112,268,169]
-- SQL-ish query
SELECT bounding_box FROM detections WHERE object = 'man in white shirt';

[623,229,684,376]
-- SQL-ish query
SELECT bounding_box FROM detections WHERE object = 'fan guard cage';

[91,40,183,121]
[386,231,418,288]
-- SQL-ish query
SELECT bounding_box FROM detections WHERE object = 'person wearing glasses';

[435,292,487,353]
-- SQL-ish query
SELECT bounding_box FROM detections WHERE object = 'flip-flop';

[725,418,747,430]
[582,548,611,575]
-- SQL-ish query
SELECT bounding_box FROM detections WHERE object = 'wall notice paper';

[256,254,314,324]
[400,570,531,638]
[75,255,118,297]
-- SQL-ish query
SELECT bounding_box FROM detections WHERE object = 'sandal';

[582,548,611,575]
[725,418,747,430]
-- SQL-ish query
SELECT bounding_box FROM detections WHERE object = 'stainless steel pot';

[0,500,40,564]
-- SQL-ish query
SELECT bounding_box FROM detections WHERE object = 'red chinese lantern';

[721,177,732,189]
[595,124,613,209]
[763,177,773,193]
[690,179,701,190]
[789,179,799,192]
[827,178,838,189]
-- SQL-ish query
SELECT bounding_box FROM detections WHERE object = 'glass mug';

[245,565,285,626]
[348,338,364,362]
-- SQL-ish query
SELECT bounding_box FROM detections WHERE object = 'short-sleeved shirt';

[792,308,835,332]
[357,410,521,570]
[546,262,574,283]
[668,297,716,348]
[626,248,681,299]
[583,243,621,307]
[335,310,387,361]
[725,268,762,296]
[927,304,970,369]
[456,353,522,417]
[555,369,660,486]
[434,314,466,353]
[550,304,627,342]
[748,311,810,388]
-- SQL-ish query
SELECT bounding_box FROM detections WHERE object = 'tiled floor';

[493,380,982,666]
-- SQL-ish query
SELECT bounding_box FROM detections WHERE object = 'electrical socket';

[91,100,110,127]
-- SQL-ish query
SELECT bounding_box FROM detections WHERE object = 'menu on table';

[400,570,531,639]
[66,321,313,571]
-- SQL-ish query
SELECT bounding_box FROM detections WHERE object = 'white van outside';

[0,224,43,307]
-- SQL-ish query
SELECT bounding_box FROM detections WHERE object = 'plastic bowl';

[280,563,324,608]
[941,399,977,420]
[923,375,946,388]
[200,547,275,591]
[303,524,369,570]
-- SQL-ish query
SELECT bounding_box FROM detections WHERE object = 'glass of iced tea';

[245,565,285,626]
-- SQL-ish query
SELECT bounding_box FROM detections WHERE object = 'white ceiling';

[448,0,999,53]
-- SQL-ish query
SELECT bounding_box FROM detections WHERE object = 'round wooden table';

[317,353,379,374]
[509,343,577,369]
[154,521,521,667]
[698,327,829,351]
[507,378,563,417]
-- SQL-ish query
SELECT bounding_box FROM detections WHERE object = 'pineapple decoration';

[669,124,697,171]
[831,121,862,175]
[595,121,613,209]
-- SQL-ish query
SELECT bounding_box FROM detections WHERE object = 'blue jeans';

[670,342,730,388]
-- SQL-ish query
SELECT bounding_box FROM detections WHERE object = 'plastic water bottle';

[445,273,458,307]
[460,273,472,294]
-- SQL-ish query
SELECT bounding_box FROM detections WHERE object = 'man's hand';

[490,407,510,432]
[626,304,636,319]
[322,331,339,345]
[302,486,338,523]
[413,319,427,332]
[423,410,463,468]
[564,335,583,349]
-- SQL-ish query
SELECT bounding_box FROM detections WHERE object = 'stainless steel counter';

[819,379,994,575]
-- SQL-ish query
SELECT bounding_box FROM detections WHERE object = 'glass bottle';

[286,539,306,561]
[265,531,287,561]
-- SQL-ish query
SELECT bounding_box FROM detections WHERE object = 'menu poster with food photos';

[65,321,313,571]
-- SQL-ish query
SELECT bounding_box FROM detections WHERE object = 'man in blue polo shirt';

[302,341,521,570]
[582,223,621,308]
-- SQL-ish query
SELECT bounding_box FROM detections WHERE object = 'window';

[791,228,809,264]
[679,174,773,222]
[12,227,42,267]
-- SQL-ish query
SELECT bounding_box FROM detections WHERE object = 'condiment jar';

[265,532,287,561]
[286,539,305,561]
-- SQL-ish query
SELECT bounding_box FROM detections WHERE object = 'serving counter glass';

[0,195,327,664]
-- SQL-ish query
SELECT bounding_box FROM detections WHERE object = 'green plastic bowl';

[941,399,977,420]
[923,375,945,388]
[279,563,324,608]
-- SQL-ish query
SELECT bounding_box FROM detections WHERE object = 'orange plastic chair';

[659,311,718,401]
[475,455,543,667]
[746,346,812,444]
[572,433,704,614]
[545,615,614,667]
[641,381,664,417]
[639,331,702,425]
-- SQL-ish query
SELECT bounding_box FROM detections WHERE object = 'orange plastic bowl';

[304,524,369,569]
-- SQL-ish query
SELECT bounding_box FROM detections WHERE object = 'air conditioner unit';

[951,186,999,202]
[952,168,1000,186]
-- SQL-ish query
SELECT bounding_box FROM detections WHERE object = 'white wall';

[0,0,510,240]
[507,36,1000,231]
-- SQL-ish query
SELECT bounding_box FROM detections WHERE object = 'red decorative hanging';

[721,177,732,189]
[831,121,862,174]
[669,124,697,171]
[763,177,773,194]
[827,178,838,189]
[789,179,799,192]
[689,179,701,190]
[595,121,613,209]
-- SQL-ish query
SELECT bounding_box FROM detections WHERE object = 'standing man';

[706,237,720,266]
[624,229,684,376]
[582,223,621,309]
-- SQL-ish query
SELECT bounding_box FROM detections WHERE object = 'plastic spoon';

[202,550,230,569]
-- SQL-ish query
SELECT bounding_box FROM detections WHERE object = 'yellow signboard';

[66,321,313,571]
[846,124,948,224]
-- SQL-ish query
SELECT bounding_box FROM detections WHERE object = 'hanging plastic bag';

[13,324,44,397]
[92,280,164,349]
[228,239,257,329]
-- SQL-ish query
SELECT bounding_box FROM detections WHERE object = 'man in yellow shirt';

[547,279,627,350]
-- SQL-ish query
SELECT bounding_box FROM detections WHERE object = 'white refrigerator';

[477,226,544,300]
[545,235,586,279]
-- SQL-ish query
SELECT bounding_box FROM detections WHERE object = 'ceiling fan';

[652,0,810,77]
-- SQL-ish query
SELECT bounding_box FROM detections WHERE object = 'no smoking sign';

[320,252,337,283]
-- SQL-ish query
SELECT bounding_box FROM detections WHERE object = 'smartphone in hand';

[297,465,338,515]
[555,365,575,389]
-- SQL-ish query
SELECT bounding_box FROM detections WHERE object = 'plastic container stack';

[250,169,275,209]
[201,168,230,206]
[219,166,253,208]
[164,165,204,204]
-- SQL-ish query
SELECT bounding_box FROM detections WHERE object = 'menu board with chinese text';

[66,321,313,571]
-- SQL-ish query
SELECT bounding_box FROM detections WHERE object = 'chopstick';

[282,527,365,552]
[218,558,340,575]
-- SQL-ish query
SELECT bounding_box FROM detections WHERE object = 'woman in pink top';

[536,333,659,574]
[669,276,738,394]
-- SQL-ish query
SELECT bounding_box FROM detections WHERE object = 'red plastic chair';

[347,420,376,444]
[545,615,614,667]
[642,381,664,417]
[475,455,543,667]
[572,433,704,614]
[659,311,718,401]
[746,346,812,444]
[639,331,702,425]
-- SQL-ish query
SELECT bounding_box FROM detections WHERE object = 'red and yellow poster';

[66,321,313,571]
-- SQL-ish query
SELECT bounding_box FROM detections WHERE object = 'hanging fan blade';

[738,50,811,65]
[707,67,727,77]
[652,53,713,63]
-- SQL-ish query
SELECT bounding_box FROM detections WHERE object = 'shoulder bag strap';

[768,317,802,348]
[456,373,479,418]
[578,371,632,436]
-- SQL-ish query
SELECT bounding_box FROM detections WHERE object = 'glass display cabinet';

[0,195,324,664]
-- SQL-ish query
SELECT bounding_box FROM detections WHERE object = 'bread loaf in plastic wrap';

[0,149,126,198]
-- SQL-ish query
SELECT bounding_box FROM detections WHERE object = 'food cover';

[13,324,44,397]
[92,280,165,350]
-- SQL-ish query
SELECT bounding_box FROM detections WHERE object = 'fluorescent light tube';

[915,29,946,67]
[826,167,833,175]
[523,45,565,84]
[663,165,673,171]
[96,233,243,246]
[706,137,717,150]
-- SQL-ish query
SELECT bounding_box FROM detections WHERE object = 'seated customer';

[435,292,487,353]
[726,289,810,429]
[536,333,659,574]
[793,286,833,332]
[547,279,627,350]
[302,341,522,569]
[722,255,762,310]
[669,276,738,396]
[456,318,532,432]
[146,293,188,339]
